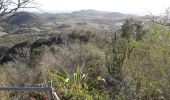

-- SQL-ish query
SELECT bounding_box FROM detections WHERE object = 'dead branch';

[0,0,35,22]
[148,7,170,26]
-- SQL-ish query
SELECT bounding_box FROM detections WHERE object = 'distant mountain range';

[72,9,136,18]
[7,12,43,26]
[42,9,139,20]
[6,9,152,26]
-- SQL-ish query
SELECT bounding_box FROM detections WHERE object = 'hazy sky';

[37,0,170,15]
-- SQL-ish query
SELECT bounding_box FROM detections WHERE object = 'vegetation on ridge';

[0,1,170,99]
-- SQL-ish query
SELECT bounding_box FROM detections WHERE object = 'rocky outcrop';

[0,46,9,62]
[0,36,63,64]
[31,36,62,51]
[0,41,30,64]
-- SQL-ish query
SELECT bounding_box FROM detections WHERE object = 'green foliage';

[106,32,135,98]
[119,25,170,99]
[31,47,45,67]
[135,22,146,41]
[51,66,108,100]
[121,18,135,39]
[32,47,44,58]
[121,18,146,41]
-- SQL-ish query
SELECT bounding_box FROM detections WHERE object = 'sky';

[35,0,170,15]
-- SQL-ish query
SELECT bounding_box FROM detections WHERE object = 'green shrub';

[51,66,108,100]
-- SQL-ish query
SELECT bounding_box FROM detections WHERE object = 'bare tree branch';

[0,0,35,22]
[148,7,170,26]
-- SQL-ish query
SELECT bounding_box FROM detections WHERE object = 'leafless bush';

[9,47,31,65]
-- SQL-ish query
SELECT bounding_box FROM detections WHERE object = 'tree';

[121,18,134,39]
[134,22,146,41]
[106,36,126,98]
[0,0,35,22]
[149,7,170,26]
[121,18,146,41]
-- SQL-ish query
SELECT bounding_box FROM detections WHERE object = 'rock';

[31,36,62,51]
[0,41,30,64]
[0,46,8,62]
[0,35,63,64]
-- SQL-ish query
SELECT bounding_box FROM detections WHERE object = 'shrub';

[51,66,108,100]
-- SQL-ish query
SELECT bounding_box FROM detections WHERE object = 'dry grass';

[0,32,7,37]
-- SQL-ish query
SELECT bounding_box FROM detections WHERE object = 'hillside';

[1,9,168,100]
[0,10,151,54]
[7,11,44,26]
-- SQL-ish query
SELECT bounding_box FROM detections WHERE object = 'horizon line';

[26,9,151,16]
